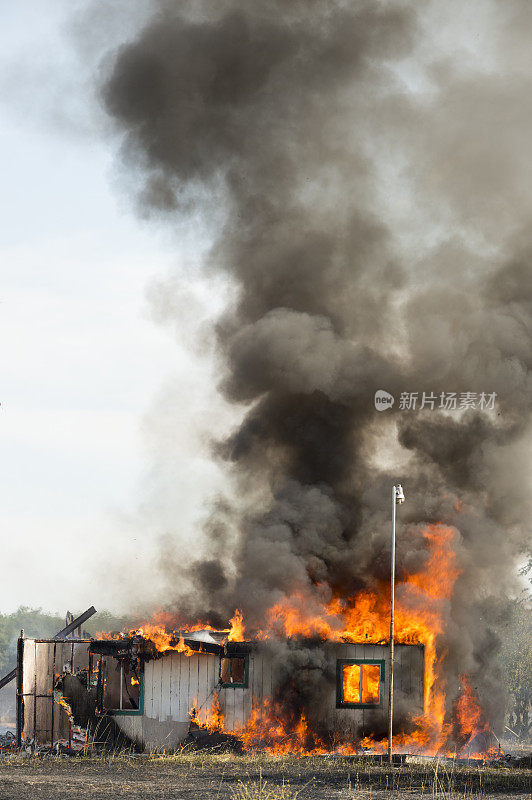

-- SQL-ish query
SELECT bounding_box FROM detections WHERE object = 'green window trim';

[219,654,249,689]
[336,659,385,709]
[109,668,144,716]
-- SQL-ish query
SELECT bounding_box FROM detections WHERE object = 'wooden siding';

[142,642,424,743]
[218,649,274,733]
[21,639,91,745]
[320,643,424,739]
[143,652,219,723]
[21,638,424,751]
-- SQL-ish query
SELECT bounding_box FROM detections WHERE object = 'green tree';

[502,593,532,740]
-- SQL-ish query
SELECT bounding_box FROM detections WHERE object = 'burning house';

[10,0,530,763]
[10,521,499,756]
[17,627,424,753]
[11,521,499,756]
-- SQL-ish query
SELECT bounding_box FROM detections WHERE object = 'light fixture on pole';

[388,483,405,766]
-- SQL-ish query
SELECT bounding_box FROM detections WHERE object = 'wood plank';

[208,654,217,713]
[197,654,208,715]
[250,651,261,716]
[243,655,253,726]
[252,652,262,722]
[230,683,237,732]
[176,654,184,721]
[159,656,165,721]
[23,693,35,743]
[151,659,161,721]
[237,682,246,730]
[22,640,35,708]
[224,685,235,732]
[236,655,251,730]
[172,654,179,720]
[203,655,212,720]
[143,661,153,717]
[187,655,196,709]
[207,655,221,723]
[261,652,272,723]
[35,696,52,745]
[35,643,53,744]
[161,655,172,722]
[35,641,52,697]
[167,653,174,720]
[185,654,192,717]
[414,645,424,712]
[168,653,178,721]
[401,645,411,695]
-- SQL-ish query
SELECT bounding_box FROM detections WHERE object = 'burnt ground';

[0,753,530,800]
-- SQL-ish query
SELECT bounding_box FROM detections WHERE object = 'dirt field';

[0,752,530,800]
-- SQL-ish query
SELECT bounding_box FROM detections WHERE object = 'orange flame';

[231,524,465,755]
[343,663,361,703]
[228,609,245,642]
[175,635,196,657]
[131,624,197,656]
[361,664,380,704]
[192,692,225,732]
[453,674,491,756]
[150,609,218,633]
[239,700,323,754]
[249,524,460,752]
[136,623,174,652]
[340,663,380,705]
[96,611,220,645]
[94,522,495,758]
[56,694,74,721]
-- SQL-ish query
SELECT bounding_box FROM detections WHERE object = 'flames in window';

[342,663,380,705]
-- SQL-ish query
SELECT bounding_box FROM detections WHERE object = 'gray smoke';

[100,0,532,742]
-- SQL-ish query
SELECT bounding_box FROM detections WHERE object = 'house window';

[336,660,384,708]
[101,658,142,713]
[220,655,248,688]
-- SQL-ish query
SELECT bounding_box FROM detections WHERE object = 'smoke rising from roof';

[100,0,532,737]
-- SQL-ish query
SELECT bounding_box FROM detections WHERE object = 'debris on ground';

[0,731,16,752]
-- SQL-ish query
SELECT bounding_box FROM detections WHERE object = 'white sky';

[0,1,235,615]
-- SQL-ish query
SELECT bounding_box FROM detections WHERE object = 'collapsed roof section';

[89,631,245,664]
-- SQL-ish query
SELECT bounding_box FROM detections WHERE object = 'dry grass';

[0,750,529,799]
[230,770,308,800]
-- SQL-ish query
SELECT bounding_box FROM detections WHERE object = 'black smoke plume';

[100,0,532,741]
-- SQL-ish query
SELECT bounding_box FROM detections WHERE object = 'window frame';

[336,659,385,709]
[102,659,144,717]
[219,654,249,689]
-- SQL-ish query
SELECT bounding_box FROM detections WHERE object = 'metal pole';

[16,630,24,748]
[388,486,396,765]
